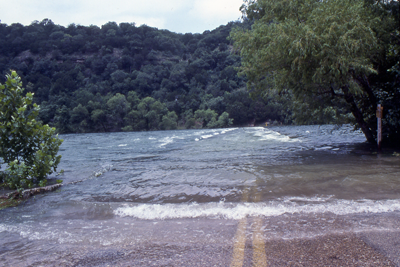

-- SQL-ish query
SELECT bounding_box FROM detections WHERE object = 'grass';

[0,198,23,210]
[0,183,22,210]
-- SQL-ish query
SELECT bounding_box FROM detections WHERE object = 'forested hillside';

[0,19,292,133]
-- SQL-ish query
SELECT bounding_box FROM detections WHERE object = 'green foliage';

[194,109,217,128]
[232,0,377,95]
[0,19,294,133]
[161,111,178,130]
[231,0,400,143]
[0,71,63,189]
[216,112,234,128]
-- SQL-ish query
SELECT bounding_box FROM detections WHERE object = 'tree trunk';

[342,86,375,143]
[354,74,377,108]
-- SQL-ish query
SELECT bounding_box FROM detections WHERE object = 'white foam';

[221,128,237,134]
[159,136,174,147]
[259,130,294,142]
[114,198,400,220]
[118,144,127,147]
[315,146,333,150]
[194,128,237,141]
[284,195,334,202]
[248,128,298,143]
[260,134,291,142]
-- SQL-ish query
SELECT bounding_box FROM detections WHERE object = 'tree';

[161,111,178,130]
[230,0,387,143]
[216,111,234,128]
[107,93,131,130]
[70,104,89,132]
[0,71,63,189]
[194,109,218,128]
[91,109,108,132]
[136,97,167,130]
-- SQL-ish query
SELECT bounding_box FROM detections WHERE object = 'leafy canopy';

[231,0,378,95]
[0,71,63,189]
[230,0,384,142]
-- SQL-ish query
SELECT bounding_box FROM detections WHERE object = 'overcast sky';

[1,0,244,34]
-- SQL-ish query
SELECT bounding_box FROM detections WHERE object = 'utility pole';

[376,104,383,151]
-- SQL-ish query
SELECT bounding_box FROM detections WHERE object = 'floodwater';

[1,125,400,266]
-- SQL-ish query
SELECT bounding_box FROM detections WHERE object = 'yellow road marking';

[230,189,249,267]
[230,217,247,267]
[230,186,268,267]
[252,191,267,266]
[252,217,267,266]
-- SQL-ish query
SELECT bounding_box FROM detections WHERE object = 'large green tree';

[231,0,398,143]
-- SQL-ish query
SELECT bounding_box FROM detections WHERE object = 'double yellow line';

[230,187,267,267]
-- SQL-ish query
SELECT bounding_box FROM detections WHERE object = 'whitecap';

[114,198,400,220]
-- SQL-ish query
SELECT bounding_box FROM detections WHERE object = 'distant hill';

[0,19,290,133]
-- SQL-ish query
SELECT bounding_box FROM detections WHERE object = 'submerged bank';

[0,182,63,211]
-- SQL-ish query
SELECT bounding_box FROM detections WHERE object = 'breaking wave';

[114,197,400,220]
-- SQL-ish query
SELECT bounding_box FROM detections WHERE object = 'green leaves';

[232,0,377,94]
[0,71,63,190]
[229,0,400,142]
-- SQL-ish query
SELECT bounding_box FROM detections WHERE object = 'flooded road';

[1,125,400,266]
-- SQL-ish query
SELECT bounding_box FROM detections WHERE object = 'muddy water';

[1,125,400,266]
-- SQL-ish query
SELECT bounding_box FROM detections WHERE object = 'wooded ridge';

[0,20,293,133]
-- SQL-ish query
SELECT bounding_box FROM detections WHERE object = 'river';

[1,125,400,266]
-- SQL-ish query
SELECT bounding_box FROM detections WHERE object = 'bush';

[0,71,63,189]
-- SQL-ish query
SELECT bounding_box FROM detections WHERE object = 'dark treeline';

[0,19,293,133]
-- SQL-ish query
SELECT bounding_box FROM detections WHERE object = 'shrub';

[0,71,63,189]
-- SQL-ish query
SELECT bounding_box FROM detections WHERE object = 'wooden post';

[376,104,383,151]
